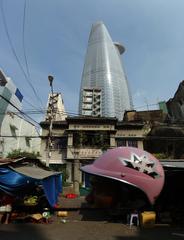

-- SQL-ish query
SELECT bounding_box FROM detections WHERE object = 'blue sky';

[1,0,184,121]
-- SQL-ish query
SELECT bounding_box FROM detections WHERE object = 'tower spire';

[79,22,133,120]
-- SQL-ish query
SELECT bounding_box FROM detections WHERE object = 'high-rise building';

[79,21,133,120]
[0,69,40,157]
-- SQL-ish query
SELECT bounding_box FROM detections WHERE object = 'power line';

[134,103,159,110]
[0,0,44,110]
[22,0,31,79]
[0,109,78,117]
[0,1,28,81]
[21,0,44,110]
[0,98,162,117]
[1,134,183,140]
[146,136,184,140]
[0,135,41,138]
[0,94,40,128]
[23,98,45,113]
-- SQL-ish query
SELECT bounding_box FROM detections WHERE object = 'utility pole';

[47,75,54,167]
[73,149,80,194]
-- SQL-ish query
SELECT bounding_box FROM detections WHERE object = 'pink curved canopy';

[81,147,165,204]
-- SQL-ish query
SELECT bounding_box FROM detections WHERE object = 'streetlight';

[48,75,54,94]
[46,75,54,167]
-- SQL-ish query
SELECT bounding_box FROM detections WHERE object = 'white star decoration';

[118,153,160,178]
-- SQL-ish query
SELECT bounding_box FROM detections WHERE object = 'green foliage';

[7,149,40,159]
[152,153,168,159]
[73,131,110,148]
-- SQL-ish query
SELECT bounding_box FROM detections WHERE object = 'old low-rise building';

[40,115,147,193]
[144,122,184,159]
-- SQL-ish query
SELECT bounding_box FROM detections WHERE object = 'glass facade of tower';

[79,21,133,120]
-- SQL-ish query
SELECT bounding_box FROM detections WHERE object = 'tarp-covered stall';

[0,159,62,207]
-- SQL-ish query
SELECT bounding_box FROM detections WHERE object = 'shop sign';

[70,124,113,130]
[79,149,103,158]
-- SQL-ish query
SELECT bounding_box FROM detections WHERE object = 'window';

[52,137,67,150]
[25,137,31,147]
[117,139,126,147]
[128,140,138,148]
[10,125,17,138]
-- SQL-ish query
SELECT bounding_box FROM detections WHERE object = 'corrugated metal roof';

[0,157,25,166]
[161,160,184,168]
[10,165,60,179]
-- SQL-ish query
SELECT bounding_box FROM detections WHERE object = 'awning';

[10,165,59,179]
[161,161,184,169]
[0,157,25,166]
[0,165,62,207]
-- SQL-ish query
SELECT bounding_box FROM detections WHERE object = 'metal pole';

[46,75,54,167]
[73,150,80,194]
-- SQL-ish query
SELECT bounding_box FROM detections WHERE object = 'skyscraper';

[79,21,133,120]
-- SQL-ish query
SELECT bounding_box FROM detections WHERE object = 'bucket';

[57,211,68,217]
[140,211,156,228]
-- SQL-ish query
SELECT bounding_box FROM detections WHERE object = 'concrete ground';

[1,196,183,240]
[0,220,183,240]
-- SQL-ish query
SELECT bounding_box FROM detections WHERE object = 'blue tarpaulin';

[0,166,62,207]
[42,174,62,207]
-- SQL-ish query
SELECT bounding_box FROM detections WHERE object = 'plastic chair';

[129,213,139,228]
